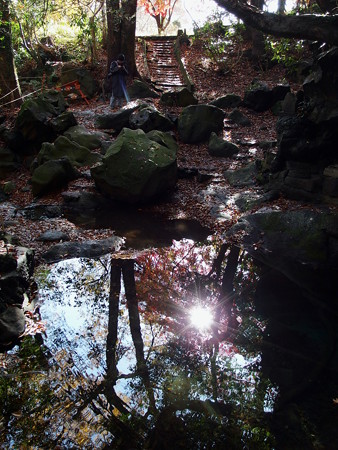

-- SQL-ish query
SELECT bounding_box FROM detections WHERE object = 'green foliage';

[193,16,245,74]
[9,0,105,68]
[266,37,306,74]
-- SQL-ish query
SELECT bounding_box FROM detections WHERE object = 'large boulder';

[128,80,160,100]
[129,105,174,132]
[271,84,291,104]
[50,111,78,134]
[178,104,225,144]
[160,88,198,107]
[95,103,139,132]
[37,136,101,168]
[226,209,338,303]
[0,306,25,345]
[208,132,239,157]
[42,236,124,263]
[91,128,177,203]
[228,108,252,127]
[63,125,110,150]
[31,158,79,196]
[209,94,242,109]
[145,130,178,152]
[243,80,273,112]
[15,90,67,146]
[224,162,258,187]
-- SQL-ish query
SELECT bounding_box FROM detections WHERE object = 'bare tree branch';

[214,0,338,45]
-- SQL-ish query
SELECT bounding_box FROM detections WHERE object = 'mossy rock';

[37,136,101,168]
[91,128,177,203]
[31,158,78,196]
[178,104,225,144]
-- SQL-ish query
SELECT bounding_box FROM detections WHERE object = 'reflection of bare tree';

[106,259,120,390]
[122,259,157,413]
[221,246,240,300]
[208,245,240,401]
[105,257,156,416]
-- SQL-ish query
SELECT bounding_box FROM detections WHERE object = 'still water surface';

[1,217,337,449]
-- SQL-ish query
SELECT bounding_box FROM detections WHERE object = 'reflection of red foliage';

[134,240,237,354]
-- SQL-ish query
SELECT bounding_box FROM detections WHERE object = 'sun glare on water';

[189,306,214,331]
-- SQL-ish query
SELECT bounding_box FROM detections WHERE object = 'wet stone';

[37,230,70,242]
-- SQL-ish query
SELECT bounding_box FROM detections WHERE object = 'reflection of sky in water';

[37,242,278,418]
[39,258,110,378]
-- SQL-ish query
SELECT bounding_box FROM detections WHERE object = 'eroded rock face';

[267,48,338,204]
[91,128,177,203]
[60,64,99,98]
[178,104,225,144]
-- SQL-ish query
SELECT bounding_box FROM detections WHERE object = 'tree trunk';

[155,15,163,35]
[106,0,122,73]
[0,0,21,107]
[277,0,286,14]
[246,0,266,64]
[120,0,139,77]
[89,16,98,64]
[101,5,107,49]
[106,0,138,77]
[214,0,338,46]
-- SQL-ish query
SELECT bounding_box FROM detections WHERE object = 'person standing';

[108,53,129,109]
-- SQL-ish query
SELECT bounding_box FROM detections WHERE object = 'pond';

[64,206,212,250]
[1,224,337,449]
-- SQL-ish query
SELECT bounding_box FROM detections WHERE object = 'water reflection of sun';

[189,305,214,331]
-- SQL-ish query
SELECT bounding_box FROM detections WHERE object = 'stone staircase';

[145,37,187,90]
